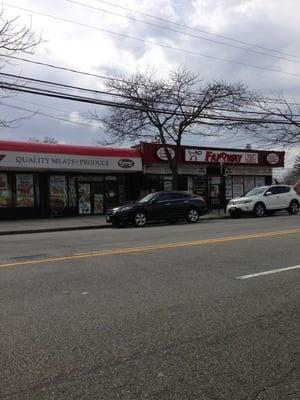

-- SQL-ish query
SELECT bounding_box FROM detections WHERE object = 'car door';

[278,186,292,208]
[146,193,175,220]
[263,187,280,210]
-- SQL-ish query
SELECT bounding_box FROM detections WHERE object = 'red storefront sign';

[185,149,259,164]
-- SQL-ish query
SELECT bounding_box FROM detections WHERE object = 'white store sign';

[0,151,142,172]
[185,149,258,164]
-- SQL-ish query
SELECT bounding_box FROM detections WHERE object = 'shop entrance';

[78,180,104,215]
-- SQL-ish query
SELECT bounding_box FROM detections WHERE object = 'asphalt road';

[0,215,299,400]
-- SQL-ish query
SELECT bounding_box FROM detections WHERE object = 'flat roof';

[0,140,141,158]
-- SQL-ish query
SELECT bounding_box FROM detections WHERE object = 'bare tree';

[28,136,58,144]
[92,68,258,189]
[0,7,42,127]
[251,94,300,145]
[293,154,300,176]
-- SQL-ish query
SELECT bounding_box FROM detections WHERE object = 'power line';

[65,0,300,65]
[2,53,300,108]
[0,101,101,129]
[4,3,300,79]
[93,0,300,60]
[2,71,300,118]
[2,81,300,124]
[6,98,270,147]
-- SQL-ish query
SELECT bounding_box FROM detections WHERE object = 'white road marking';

[237,265,300,280]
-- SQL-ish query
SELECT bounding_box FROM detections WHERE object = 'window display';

[78,183,91,214]
[16,174,35,207]
[0,173,11,207]
[50,176,67,211]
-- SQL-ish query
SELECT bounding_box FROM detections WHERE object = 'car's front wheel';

[134,211,147,227]
[288,200,299,215]
[186,208,199,223]
[112,220,126,228]
[253,202,266,217]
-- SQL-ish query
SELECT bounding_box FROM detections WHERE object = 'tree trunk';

[171,167,179,190]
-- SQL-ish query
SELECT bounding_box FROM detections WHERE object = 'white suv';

[227,185,300,217]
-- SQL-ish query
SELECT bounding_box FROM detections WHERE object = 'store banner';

[0,151,142,172]
[0,173,9,207]
[185,149,258,164]
[16,174,34,207]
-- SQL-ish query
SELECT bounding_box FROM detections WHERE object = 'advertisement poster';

[232,176,244,198]
[225,176,233,200]
[244,176,255,194]
[93,194,104,214]
[0,173,10,207]
[50,176,67,209]
[78,183,91,214]
[16,174,34,207]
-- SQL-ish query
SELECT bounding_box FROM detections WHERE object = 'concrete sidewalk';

[0,210,228,236]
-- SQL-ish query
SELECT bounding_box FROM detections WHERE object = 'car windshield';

[138,193,157,203]
[244,187,267,197]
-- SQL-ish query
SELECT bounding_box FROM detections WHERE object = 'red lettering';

[205,151,213,162]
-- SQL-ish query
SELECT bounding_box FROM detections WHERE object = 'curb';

[0,214,229,236]
[0,223,110,236]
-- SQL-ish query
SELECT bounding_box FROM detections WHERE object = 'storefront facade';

[0,140,285,219]
[138,143,285,209]
[0,141,142,219]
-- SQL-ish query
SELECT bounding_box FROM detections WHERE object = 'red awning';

[0,140,141,158]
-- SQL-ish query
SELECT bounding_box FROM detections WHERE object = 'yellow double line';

[1,228,300,269]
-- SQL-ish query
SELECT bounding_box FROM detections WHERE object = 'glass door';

[78,182,92,215]
[105,176,119,210]
[92,181,104,214]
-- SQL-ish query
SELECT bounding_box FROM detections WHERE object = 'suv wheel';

[288,200,299,215]
[134,211,147,227]
[186,208,199,223]
[253,202,266,217]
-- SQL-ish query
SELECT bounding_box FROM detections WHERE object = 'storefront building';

[0,140,285,219]
[137,143,285,209]
[0,140,142,219]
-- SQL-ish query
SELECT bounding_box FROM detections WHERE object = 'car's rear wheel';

[186,208,199,223]
[134,211,147,227]
[288,200,299,215]
[253,202,266,217]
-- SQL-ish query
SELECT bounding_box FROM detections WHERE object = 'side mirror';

[265,191,272,196]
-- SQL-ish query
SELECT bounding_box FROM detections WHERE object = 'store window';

[68,177,77,207]
[49,176,67,213]
[0,173,12,207]
[16,174,36,207]
[244,176,255,194]
[255,176,265,187]
[225,176,233,200]
[232,176,244,198]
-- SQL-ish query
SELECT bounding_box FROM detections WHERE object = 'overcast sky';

[1,0,300,169]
